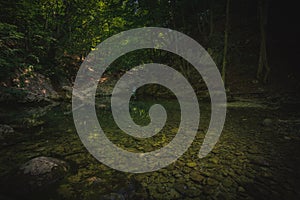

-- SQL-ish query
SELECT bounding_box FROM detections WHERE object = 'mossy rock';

[1,156,69,196]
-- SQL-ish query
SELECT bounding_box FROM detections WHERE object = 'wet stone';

[1,98,299,200]
[263,118,273,127]
[207,178,219,186]
[223,178,233,187]
[175,183,202,198]
[157,186,167,193]
[185,188,202,198]
[284,136,291,140]
[168,188,181,199]
[174,183,187,194]
[183,174,190,179]
[248,155,270,167]
[190,171,205,183]
[238,186,246,192]
[173,171,182,178]
[100,193,125,200]
[183,166,192,174]
[187,162,197,168]
[209,157,219,164]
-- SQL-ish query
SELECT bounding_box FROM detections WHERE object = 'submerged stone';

[262,118,273,127]
[186,162,197,168]
[190,171,205,183]
[174,183,187,194]
[222,178,233,187]
[206,178,219,186]
[209,157,219,164]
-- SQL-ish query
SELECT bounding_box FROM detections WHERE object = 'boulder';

[16,157,69,192]
[0,157,69,198]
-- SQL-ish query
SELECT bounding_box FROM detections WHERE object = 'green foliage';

[0,0,250,84]
[0,23,24,80]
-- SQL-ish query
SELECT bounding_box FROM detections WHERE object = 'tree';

[221,0,230,85]
[256,0,270,83]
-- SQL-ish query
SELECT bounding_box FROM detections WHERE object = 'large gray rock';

[17,157,69,191]
[0,157,69,197]
[21,156,68,176]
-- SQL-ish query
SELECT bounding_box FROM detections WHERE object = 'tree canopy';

[1,0,273,86]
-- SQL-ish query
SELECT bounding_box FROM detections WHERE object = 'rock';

[248,155,270,167]
[174,182,201,197]
[114,178,139,199]
[206,178,218,186]
[262,118,273,127]
[0,157,69,197]
[190,171,205,183]
[174,183,187,194]
[186,189,202,198]
[17,156,69,191]
[183,167,192,174]
[176,160,185,167]
[284,136,291,140]
[183,174,190,179]
[238,186,246,192]
[187,162,197,168]
[173,171,182,178]
[203,186,215,195]
[222,178,233,187]
[100,193,125,200]
[0,124,14,140]
[157,186,166,193]
[209,157,219,164]
[169,188,181,199]
[20,156,68,176]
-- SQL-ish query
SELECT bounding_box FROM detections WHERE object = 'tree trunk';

[256,0,270,83]
[209,0,214,38]
[222,0,230,85]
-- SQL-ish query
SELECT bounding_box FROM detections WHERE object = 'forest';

[0,0,299,200]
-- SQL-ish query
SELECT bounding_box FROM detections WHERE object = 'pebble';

[187,162,197,168]
[190,171,205,183]
[263,118,273,127]
[284,136,291,140]
[209,157,219,164]
[223,178,233,187]
[238,186,246,192]
[207,178,219,186]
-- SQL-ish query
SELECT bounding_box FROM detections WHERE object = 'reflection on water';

[0,98,299,199]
